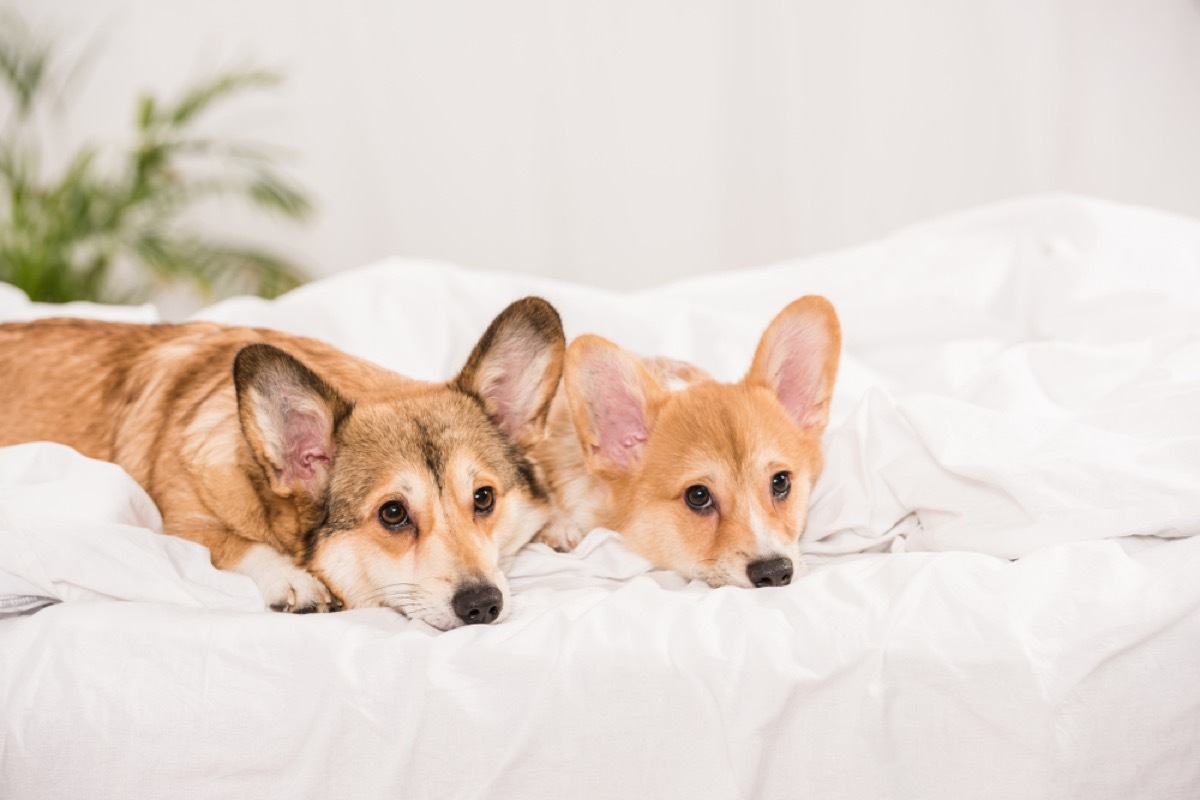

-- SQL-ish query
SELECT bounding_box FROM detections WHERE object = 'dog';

[0,298,565,629]
[533,296,840,588]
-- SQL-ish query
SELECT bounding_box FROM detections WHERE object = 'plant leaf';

[245,168,312,219]
[0,12,51,117]
[162,68,281,128]
[0,15,311,305]
[133,233,305,299]
[137,94,155,130]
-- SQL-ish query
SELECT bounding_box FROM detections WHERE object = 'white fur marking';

[749,507,785,559]
[234,543,331,611]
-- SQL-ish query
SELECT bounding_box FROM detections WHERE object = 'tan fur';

[533,296,841,587]
[0,299,564,628]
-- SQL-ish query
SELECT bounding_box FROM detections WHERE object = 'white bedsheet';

[0,443,261,613]
[2,194,1199,799]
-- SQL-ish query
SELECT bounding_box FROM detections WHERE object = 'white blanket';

[0,443,261,613]
[2,194,1199,799]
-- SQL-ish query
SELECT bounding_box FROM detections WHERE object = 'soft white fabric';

[2,195,1199,799]
[0,283,159,323]
[0,443,262,611]
[2,527,1199,799]
[0,572,53,617]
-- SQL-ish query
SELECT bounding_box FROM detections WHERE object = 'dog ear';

[455,297,566,449]
[564,335,665,478]
[746,295,841,433]
[234,343,352,501]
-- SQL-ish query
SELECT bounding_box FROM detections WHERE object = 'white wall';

[12,0,1200,291]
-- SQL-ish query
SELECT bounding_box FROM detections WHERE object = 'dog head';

[564,296,840,588]
[234,297,564,628]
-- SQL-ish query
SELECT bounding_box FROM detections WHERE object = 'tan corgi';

[0,298,565,629]
[534,296,840,588]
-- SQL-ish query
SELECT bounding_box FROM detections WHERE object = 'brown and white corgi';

[533,296,840,588]
[0,298,565,629]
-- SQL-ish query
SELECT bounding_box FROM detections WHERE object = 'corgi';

[533,296,840,588]
[0,298,564,629]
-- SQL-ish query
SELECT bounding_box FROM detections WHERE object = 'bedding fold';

[0,442,262,611]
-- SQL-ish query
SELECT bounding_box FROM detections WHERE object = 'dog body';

[0,299,565,628]
[534,297,841,588]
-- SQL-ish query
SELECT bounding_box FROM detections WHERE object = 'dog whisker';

[356,584,428,605]
[359,582,422,597]
[366,587,425,598]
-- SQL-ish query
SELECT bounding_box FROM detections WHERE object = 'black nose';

[451,584,503,625]
[746,557,794,588]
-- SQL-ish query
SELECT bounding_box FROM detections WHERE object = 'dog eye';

[473,486,495,515]
[771,471,791,499]
[378,500,411,530]
[684,484,713,512]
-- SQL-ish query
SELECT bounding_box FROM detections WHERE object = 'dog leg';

[532,510,584,552]
[231,542,339,613]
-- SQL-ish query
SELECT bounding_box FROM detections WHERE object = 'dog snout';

[452,583,504,625]
[746,556,793,588]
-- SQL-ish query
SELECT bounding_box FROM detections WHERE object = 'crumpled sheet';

[0,443,261,613]
[1,194,1199,799]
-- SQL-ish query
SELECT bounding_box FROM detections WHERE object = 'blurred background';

[5,0,1200,308]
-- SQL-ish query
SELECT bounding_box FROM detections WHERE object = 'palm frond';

[0,13,311,305]
[0,138,32,192]
[159,68,282,129]
[136,93,156,131]
[168,137,287,164]
[135,234,304,299]
[0,12,51,118]
[245,168,312,220]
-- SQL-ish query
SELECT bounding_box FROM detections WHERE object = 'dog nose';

[746,557,794,588]
[452,584,503,625]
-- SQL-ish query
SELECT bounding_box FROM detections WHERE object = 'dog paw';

[533,514,584,552]
[234,543,339,613]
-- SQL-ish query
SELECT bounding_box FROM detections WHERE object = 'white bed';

[2,195,1199,799]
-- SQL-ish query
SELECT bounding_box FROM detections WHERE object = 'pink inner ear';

[767,317,831,428]
[586,367,649,470]
[475,335,547,443]
[278,411,333,493]
[773,351,820,424]
[486,375,527,441]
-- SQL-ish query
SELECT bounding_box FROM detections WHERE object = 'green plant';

[0,12,311,304]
